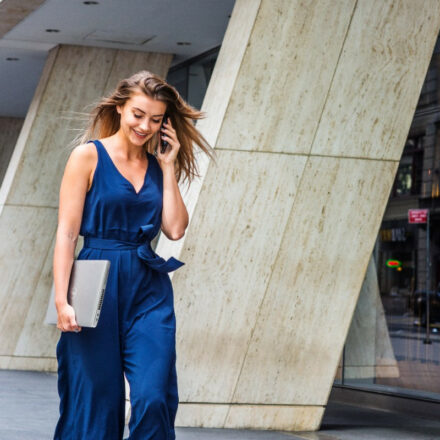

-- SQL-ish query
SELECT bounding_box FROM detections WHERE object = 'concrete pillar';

[342,255,399,380]
[0,117,23,185]
[0,0,45,38]
[0,44,172,371]
[155,0,440,431]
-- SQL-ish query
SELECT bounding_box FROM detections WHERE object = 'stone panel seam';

[0,354,56,359]
[226,152,310,411]
[215,0,263,152]
[213,147,401,163]
[103,48,119,93]
[306,0,359,156]
[3,203,57,209]
[179,402,325,407]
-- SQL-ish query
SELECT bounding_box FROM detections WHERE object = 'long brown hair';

[71,70,216,185]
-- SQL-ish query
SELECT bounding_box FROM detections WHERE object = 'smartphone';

[160,112,169,154]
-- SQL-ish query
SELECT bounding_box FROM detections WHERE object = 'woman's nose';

[139,119,151,132]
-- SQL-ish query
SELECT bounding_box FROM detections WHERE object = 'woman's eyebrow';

[133,106,164,117]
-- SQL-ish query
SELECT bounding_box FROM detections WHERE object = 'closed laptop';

[44,260,111,328]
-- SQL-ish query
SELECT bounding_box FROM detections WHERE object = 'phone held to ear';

[160,113,169,154]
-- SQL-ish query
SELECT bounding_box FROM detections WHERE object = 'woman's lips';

[133,129,148,139]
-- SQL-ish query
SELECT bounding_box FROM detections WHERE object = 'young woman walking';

[52,70,214,439]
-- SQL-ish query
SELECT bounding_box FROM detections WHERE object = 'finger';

[161,127,175,136]
[162,121,175,131]
[160,131,170,139]
[161,134,175,145]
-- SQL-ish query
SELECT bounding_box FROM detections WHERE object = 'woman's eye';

[153,119,160,123]
[134,114,142,119]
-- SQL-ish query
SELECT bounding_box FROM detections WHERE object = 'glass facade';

[168,34,440,402]
[167,47,219,110]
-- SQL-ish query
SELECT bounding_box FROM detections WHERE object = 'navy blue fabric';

[53,139,184,440]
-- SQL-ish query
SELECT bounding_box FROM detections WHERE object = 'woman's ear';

[116,104,121,115]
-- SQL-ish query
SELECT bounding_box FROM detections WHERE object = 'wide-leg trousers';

[53,247,179,440]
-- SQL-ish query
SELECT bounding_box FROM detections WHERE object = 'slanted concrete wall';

[0,117,23,185]
[154,0,440,431]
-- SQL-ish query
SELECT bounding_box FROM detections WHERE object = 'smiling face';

[116,90,167,146]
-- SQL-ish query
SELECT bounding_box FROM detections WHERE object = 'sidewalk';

[1,369,439,439]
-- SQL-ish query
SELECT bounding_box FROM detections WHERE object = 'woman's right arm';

[53,143,96,333]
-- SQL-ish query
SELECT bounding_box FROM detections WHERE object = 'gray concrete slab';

[1,369,439,440]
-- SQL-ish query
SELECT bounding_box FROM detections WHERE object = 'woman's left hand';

[157,117,180,167]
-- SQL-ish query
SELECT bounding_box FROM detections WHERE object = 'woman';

[52,70,215,439]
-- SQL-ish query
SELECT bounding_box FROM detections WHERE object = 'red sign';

[408,209,428,224]
[386,259,402,268]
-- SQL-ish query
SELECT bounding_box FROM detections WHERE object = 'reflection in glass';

[167,48,219,110]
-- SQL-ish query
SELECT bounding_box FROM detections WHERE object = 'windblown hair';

[70,70,216,185]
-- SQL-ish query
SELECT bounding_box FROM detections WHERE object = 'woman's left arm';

[157,117,189,240]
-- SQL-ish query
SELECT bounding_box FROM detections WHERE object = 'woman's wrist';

[55,299,68,310]
[160,161,175,173]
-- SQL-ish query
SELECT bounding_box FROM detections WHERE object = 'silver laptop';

[44,260,111,328]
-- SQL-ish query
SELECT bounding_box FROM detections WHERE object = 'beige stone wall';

[0,117,23,185]
[0,0,45,38]
[0,44,172,371]
[153,0,440,431]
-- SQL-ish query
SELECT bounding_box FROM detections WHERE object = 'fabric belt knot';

[84,223,185,274]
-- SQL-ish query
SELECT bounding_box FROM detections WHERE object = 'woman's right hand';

[57,304,82,332]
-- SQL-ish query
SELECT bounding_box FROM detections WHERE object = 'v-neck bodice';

[79,139,163,243]
[95,139,150,195]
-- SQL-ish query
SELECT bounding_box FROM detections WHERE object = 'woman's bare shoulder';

[70,141,97,160]
[66,142,97,169]
[62,142,97,186]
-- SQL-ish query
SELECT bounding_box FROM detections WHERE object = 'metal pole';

[424,210,432,344]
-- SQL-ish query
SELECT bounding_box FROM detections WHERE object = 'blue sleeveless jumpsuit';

[53,139,184,440]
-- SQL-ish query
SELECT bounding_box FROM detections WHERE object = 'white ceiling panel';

[0,0,235,116]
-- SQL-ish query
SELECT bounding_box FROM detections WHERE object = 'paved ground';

[1,369,440,440]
